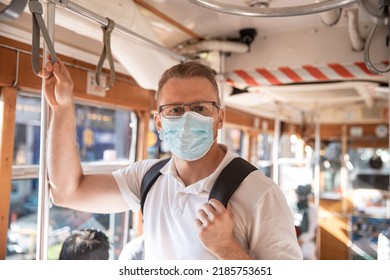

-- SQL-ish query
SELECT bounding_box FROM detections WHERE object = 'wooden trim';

[247,133,257,163]
[313,123,389,138]
[348,139,388,148]
[0,37,155,112]
[0,46,17,86]
[318,198,354,259]
[136,111,150,161]
[0,87,17,259]
[225,106,255,129]
[225,106,275,132]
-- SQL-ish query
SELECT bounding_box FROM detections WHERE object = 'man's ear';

[153,113,162,132]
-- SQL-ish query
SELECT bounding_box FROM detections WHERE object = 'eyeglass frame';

[158,101,220,119]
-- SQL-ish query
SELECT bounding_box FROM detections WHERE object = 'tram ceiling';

[223,81,388,124]
[0,0,388,125]
[133,0,389,124]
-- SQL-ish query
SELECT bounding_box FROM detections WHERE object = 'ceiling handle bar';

[29,0,58,75]
[363,0,390,75]
[188,0,359,17]
[60,0,188,62]
[0,0,27,22]
[95,18,116,90]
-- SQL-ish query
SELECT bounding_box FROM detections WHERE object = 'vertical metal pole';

[313,114,321,207]
[313,113,321,259]
[216,51,226,144]
[340,125,348,213]
[272,108,280,184]
[122,211,130,247]
[387,73,390,215]
[250,118,260,165]
[36,1,55,260]
[109,213,115,259]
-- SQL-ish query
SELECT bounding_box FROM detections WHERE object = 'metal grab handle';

[29,0,57,75]
[364,0,390,75]
[0,0,27,22]
[95,18,116,91]
[188,0,358,17]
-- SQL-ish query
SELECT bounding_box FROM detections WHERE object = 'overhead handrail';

[95,18,116,90]
[0,0,27,22]
[28,0,57,75]
[364,0,390,75]
[60,0,187,62]
[188,0,358,17]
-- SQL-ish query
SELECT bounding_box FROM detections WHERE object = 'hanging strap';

[28,0,57,75]
[0,0,27,22]
[364,0,390,75]
[95,18,116,90]
[209,157,257,208]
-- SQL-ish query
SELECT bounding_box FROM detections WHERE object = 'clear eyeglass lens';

[161,102,215,119]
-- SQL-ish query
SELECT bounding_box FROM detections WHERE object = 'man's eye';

[193,105,206,113]
[170,107,183,115]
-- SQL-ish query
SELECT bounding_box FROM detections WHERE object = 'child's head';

[59,228,110,260]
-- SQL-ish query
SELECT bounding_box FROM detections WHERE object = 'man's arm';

[194,199,253,260]
[39,58,129,213]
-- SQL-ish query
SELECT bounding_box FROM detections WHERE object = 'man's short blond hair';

[156,61,220,105]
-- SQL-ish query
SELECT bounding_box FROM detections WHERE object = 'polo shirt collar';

[158,144,238,193]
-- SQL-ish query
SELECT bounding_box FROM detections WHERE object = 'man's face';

[154,77,224,134]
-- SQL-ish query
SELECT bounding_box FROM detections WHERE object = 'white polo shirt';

[113,145,303,260]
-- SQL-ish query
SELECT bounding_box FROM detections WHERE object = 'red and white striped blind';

[226,61,388,88]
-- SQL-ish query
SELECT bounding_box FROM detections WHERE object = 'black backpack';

[140,157,257,214]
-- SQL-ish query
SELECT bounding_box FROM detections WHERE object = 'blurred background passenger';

[118,235,144,260]
[295,184,318,260]
[59,228,110,260]
[377,227,390,260]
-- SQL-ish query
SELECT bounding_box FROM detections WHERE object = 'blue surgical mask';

[159,111,216,161]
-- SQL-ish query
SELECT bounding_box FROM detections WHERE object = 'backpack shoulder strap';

[140,157,171,214]
[209,157,257,208]
[140,157,257,213]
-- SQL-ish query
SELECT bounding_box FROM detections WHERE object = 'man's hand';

[38,56,74,111]
[194,198,252,259]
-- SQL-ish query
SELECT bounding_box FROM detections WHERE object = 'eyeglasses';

[159,101,219,119]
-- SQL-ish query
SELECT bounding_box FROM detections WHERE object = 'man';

[39,58,302,260]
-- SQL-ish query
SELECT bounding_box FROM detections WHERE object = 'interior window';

[8,92,137,259]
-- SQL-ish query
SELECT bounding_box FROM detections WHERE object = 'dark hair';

[296,184,312,201]
[156,61,220,105]
[59,228,110,260]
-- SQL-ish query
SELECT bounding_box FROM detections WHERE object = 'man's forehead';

[162,76,213,87]
[159,79,217,97]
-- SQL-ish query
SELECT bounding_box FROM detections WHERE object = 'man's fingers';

[57,57,72,80]
[38,67,51,79]
[52,58,74,91]
[208,199,234,220]
[202,203,219,220]
[196,209,209,225]
[194,219,203,231]
[208,198,225,211]
[201,202,215,212]
[52,62,65,81]
[45,61,53,72]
